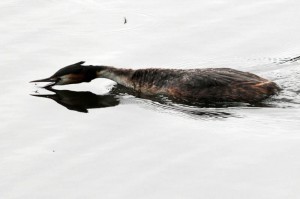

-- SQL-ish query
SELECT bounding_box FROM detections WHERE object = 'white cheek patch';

[61,75,71,82]
[56,75,72,85]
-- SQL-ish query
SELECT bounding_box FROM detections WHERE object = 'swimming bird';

[30,61,280,103]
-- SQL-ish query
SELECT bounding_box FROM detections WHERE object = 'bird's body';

[100,67,280,103]
[31,62,280,103]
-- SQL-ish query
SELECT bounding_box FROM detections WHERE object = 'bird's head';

[30,61,98,87]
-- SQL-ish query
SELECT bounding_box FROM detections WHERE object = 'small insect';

[124,17,127,24]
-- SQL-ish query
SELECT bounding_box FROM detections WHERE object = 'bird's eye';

[53,77,61,82]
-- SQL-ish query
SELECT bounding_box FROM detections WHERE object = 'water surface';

[1,0,300,198]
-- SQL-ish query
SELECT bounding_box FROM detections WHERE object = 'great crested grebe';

[30,61,280,103]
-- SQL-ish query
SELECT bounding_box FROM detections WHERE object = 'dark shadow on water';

[30,85,278,119]
[31,87,119,113]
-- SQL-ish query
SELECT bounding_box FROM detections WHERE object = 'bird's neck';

[95,66,135,88]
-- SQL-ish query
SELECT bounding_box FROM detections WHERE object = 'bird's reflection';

[31,87,119,113]
[31,85,241,118]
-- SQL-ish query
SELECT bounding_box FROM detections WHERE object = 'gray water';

[1,0,300,198]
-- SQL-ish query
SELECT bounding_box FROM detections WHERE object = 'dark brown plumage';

[31,62,280,103]
[130,68,280,103]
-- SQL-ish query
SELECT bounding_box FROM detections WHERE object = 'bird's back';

[130,68,280,103]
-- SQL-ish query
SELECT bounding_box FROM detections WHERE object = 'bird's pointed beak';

[30,77,53,83]
[30,94,53,98]
[30,77,57,88]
